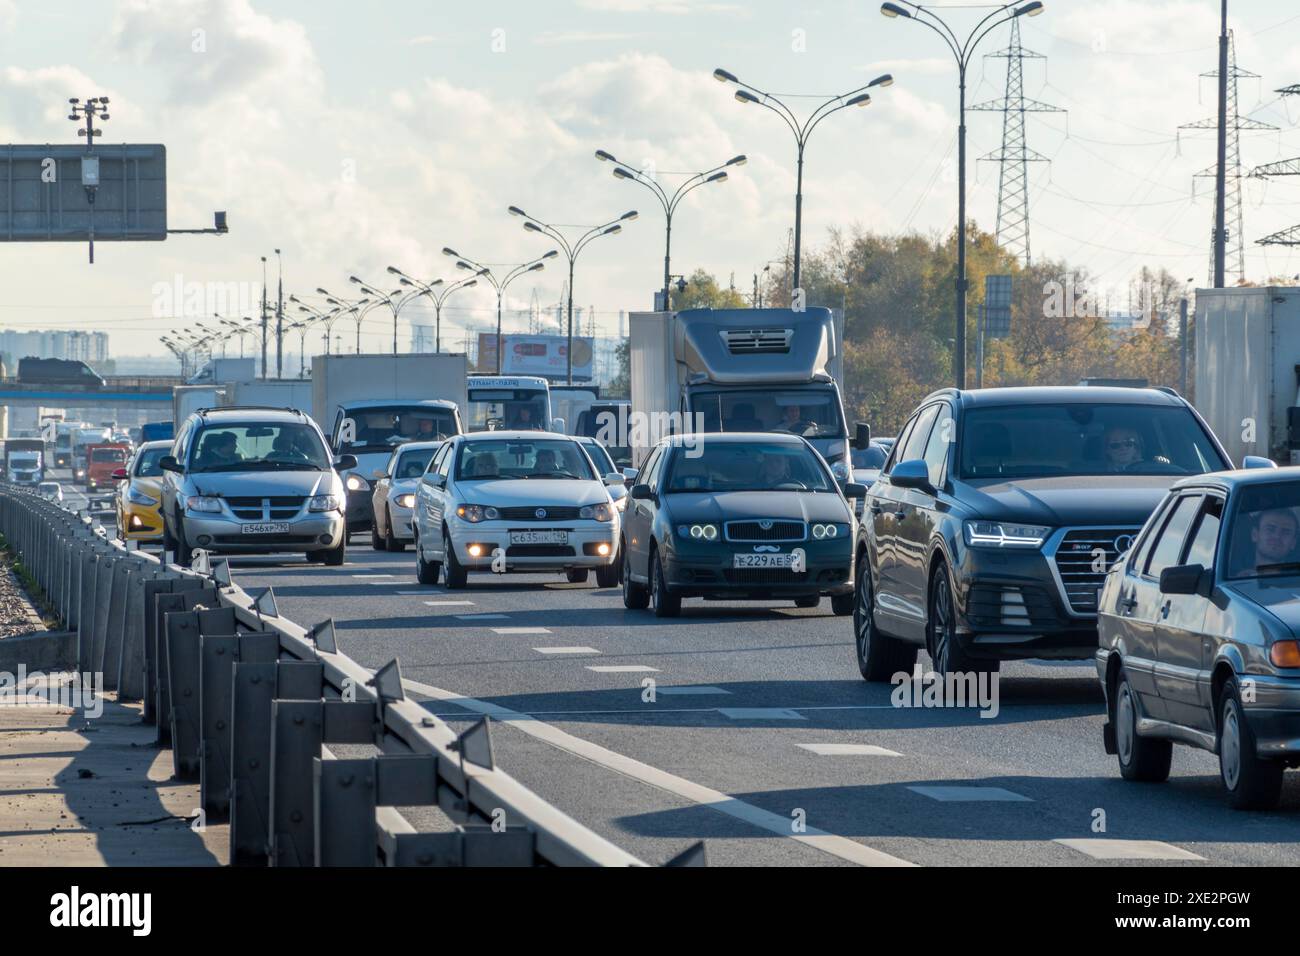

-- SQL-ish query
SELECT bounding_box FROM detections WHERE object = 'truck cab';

[630,308,855,482]
[85,443,131,491]
[5,439,44,484]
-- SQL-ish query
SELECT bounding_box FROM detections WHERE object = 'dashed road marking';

[586,665,659,673]
[657,686,731,696]
[402,677,914,867]
[533,646,600,655]
[423,600,474,606]
[798,743,902,756]
[908,786,1032,802]
[492,627,551,635]
[352,574,394,578]
[1054,839,1204,861]
[718,707,805,720]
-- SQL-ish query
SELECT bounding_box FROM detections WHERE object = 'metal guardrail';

[0,484,676,867]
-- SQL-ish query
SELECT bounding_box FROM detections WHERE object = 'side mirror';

[630,483,653,501]
[551,417,566,433]
[853,421,871,451]
[889,458,934,495]
[1242,455,1278,470]
[110,468,128,481]
[843,482,867,500]
[334,454,358,471]
[425,473,446,489]
[1159,563,1206,596]
[159,456,181,474]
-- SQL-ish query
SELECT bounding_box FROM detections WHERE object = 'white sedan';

[412,431,624,589]
[371,440,442,552]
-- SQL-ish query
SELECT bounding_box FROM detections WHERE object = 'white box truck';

[173,385,226,426]
[187,357,257,385]
[312,353,468,533]
[1194,286,1300,466]
[221,379,314,418]
[628,307,856,478]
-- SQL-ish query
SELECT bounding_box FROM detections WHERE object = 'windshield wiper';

[527,471,582,480]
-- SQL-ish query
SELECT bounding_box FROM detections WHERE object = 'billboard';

[477,333,594,381]
[0,144,167,241]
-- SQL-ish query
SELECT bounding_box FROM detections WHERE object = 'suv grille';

[498,506,580,521]
[1052,527,1140,614]
[725,520,805,542]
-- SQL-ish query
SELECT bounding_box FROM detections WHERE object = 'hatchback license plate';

[510,530,568,545]
[242,522,290,535]
[732,553,793,569]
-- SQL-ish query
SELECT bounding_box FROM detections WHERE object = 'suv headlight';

[186,495,222,514]
[307,494,342,512]
[963,520,1051,549]
[345,473,369,493]
[395,493,416,509]
[678,523,718,541]
[579,502,613,522]
[456,504,500,523]
[127,486,158,506]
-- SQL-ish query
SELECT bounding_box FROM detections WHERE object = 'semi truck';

[628,307,855,479]
[312,353,469,533]
[4,438,45,484]
[1193,286,1300,466]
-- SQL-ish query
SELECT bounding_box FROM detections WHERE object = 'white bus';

[464,376,557,432]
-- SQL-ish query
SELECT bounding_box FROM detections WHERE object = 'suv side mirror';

[159,455,181,473]
[630,483,653,501]
[1159,563,1206,595]
[334,454,358,471]
[853,421,871,451]
[889,458,935,495]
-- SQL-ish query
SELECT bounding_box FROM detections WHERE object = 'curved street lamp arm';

[966,6,1021,62]
[668,172,729,215]
[900,3,963,63]
[733,76,801,132]
[748,94,803,144]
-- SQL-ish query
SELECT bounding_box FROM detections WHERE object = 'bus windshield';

[465,387,550,432]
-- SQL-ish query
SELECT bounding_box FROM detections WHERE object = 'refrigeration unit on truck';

[4,438,44,484]
[1194,286,1300,466]
[312,353,469,533]
[464,375,557,432]
[628,307,856,479]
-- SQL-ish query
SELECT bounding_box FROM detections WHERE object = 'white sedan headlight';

[395,493,416,509]
[579,502,613,522]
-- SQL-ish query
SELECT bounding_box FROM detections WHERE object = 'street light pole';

[594,150,745,309]
[508,206,638,384]
[440,249,556,373]
[881,0,1045,387]
[713,68,891,294]
[386,267,485,356]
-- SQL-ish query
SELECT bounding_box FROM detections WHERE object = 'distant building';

[0,329,110,368]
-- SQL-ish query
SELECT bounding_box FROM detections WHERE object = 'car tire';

[794,595,820,609]
[830,591,854,616]
[622,543,649,609]
[927,562,998,678]
[595,561,619,589]
[385,509,405,553]
[371,519,387,551]
[1218,677,1283,810]
[854,559,916,681]
[322,536,346,567]
[305,550,325,563]
[650,547,680,618]
[415,537,441,585]
[443,529,468,589]
[566,568,589,584]
[1114,670,1172,783]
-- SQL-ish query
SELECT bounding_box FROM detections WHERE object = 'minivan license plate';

[242,522,289,535]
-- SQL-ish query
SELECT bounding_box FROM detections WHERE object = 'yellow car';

[115,440,171,542]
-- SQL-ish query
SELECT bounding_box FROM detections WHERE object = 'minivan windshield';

[664,441,834,493]
[189,423,331,473]
[693,388,845,439]
[957,404,1229,480]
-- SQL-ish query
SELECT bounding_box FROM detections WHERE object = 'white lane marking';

[402,678,914,868]
[799,744,902,756]
[533,646,600,655]
[352,574,394,578]
[492,627,551,635]
[586,665,659,673]
[718,707,805,720]
[657,686,731,696]
[908,786,1032,802]
[423,600,475,606]
[455,613,509,620]
[1054,839,1204,861]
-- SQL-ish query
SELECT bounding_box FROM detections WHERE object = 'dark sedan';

[1097,468,1300,809]
[620,433,865,617]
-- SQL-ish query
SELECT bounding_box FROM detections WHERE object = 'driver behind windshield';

[1103,426,1143,472]
[758,451,792,487]
[198,431,241,469]
[781,403,811,435]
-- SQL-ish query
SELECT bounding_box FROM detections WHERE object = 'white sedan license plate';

[242,522,290,535]
[509,530,569,545]
[732,553,793,569]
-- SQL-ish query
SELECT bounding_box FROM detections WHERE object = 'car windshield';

[852,444,888,469]
[693,389,845,439]
[1225,481,1300,579]
[957,403,1229,479]
[393,446,437,480]
[189,423,330,473]
[337,406,456,453]
[580,441,616,475]
[134,447,169,477]
[455,438,594,481]
[91,447,127,463]
[664,441,834,493]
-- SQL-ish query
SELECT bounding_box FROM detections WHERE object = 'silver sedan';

[371,440,442,552]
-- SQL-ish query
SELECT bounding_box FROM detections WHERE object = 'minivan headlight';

[308,494,342,512]
[186,495,222,514]
[963,520,1051,548]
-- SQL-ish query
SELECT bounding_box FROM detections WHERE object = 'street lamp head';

[869,73,894,88]
[594,149,616,163]
[315,287,330,296]
[348,276,363,285]
[507,206,527,218]
[542,250,560,260]
[385,265,402,275]
[1015,1,1045,16]
[846,93,872,108]
[430,278,445,286]
[735,89,760,105]
[604,224,623,236]
[529,262,545,273]
[620,210,639,221]
[613,167,634,180]
[881,2,910,17]
[726,154,748,167]
[706,171,728,184]
[462,279,478,289]
[456,261,473,271]
[713,68,738,84]
[441,247,458,257]
[523,221,542,233]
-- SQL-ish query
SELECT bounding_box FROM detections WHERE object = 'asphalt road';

[56,466,1298,867]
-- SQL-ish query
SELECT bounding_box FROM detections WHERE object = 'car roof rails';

[197,405,305,416]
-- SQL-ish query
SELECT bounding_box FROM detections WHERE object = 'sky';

[3,0,1300,359]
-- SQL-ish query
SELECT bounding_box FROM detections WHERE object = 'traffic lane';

[228,550,1300,865]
